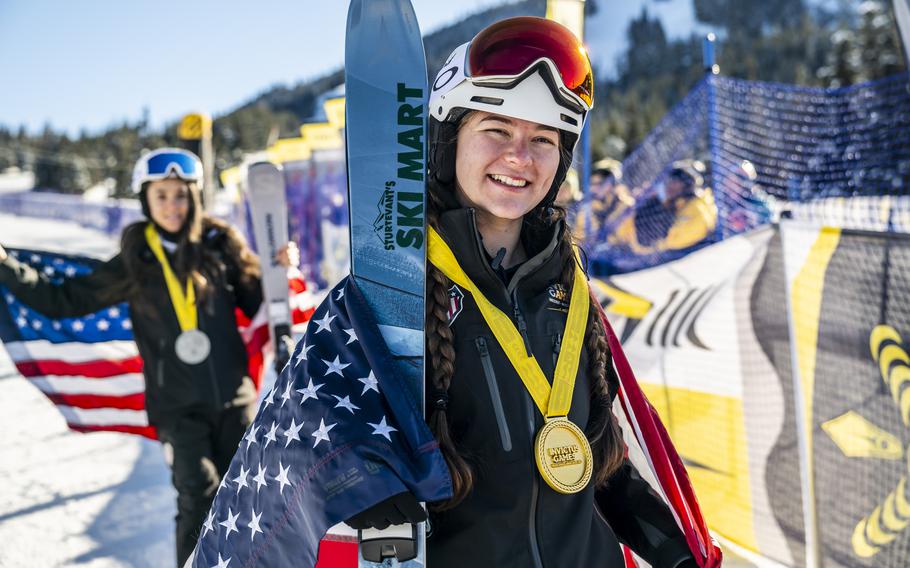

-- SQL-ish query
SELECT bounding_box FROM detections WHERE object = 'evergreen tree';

[817,0,905,86]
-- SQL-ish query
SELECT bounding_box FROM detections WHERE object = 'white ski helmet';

[131,147,203,194]
[428,16,594,206]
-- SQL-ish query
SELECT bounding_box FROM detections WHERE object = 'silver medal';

[175,329,211,365]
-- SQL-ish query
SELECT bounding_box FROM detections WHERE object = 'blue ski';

[344,0,428,566]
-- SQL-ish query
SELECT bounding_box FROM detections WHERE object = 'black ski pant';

[157,403,255,567]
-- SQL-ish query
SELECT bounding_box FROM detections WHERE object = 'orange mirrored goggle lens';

[468,16,594,108]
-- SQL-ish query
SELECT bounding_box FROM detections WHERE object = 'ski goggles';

[467,17,593,110]
[144,150,202,181]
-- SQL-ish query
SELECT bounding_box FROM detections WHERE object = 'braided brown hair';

[426,181,625,511]
[425,188,474,509]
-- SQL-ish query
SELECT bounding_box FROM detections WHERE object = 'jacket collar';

[434,203,565,310]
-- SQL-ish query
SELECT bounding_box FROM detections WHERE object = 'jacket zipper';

[511,289,533,357]
[198,317,222,409]
[506,283,543,567]
[156,338,166,388]
[474,337,513,452]
[465,208,545,566]
[466,208,533,357]
[552,331,562,368]
[526,386,545,568]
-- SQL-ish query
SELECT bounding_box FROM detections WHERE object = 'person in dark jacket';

[345,18,698,568]
[0,148,297,567]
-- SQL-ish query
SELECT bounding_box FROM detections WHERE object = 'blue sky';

[0,0,514,135]
[0,0,705,136]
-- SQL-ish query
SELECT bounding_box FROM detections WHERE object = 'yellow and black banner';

[594,223,910,567]
[595,227,798,563]
[782,225,910,566]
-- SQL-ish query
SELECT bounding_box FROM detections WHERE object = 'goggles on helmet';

[131,148,203,194]
[430,17,593,136]
[469,17,593,108]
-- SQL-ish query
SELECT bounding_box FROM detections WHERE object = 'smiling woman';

[146,178,191,234]
[453,113,561,267]
[343,16,700,568]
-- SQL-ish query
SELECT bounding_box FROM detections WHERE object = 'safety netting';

[584,72,910,276]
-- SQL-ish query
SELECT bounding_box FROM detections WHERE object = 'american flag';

[0,247,317,440]
[189,276,453,568]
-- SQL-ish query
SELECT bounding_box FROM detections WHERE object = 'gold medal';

[428,227,594,494]
[534,417,593,494]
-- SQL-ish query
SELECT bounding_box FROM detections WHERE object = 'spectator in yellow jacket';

[609,161,716,254]
[589,158,635,239]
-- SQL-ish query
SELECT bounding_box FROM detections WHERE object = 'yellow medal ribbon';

[427,225,587,418]
[144,223,197,331]
[427,226,593,493]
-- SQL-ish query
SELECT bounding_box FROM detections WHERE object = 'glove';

[274,334,295,374]
[345,491,426,530]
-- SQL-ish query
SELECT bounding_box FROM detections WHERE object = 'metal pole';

[201,123,215,212]
[702,33,719,75]
[703,34,724,242]
[780,221,822,568]
[178,112,215,212]
[545,0,588,233]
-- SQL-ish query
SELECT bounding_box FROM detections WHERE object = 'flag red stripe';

[70,423,158,439]
[294,305,315,323]
[289,278,307,294]
[242,306,315,357]
[247,350,264,391]
[245,325,271,358]
[315,539,357,567]
[45,392,147,411]
[14,356,144,378]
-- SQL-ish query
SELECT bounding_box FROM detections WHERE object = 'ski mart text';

[375,182,423,251]
[394,82,424,250]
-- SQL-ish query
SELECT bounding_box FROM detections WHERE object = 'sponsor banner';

[594,226,799,565]
[781,222,910,567]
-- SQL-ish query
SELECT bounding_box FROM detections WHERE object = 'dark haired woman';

[0,148,297,566]
[345,18,697,568]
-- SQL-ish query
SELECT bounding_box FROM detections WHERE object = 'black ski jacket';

[0,223,263,426]
[427,206,693,568]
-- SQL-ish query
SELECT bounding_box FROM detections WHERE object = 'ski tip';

[347,0,363,29]
[346,0,421,38]
[345,0,425,74]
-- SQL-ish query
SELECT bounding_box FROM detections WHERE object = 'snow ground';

[0,213,755,567]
